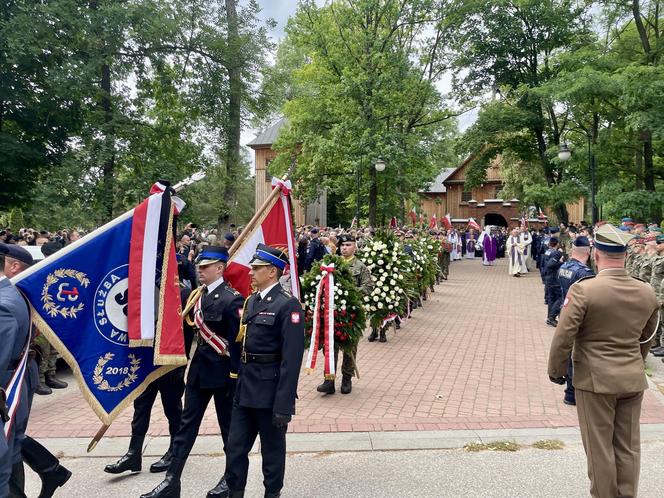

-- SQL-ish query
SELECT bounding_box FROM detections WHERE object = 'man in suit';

[0,244,31,497]
[3,244,71,498]
[141,246,244,498]
[548,224,659,498]
[224,244,305,498]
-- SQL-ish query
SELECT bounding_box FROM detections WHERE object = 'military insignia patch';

[291,312,301,324]
[42,268,90,319]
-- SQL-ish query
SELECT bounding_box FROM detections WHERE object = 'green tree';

[266,0,458,226]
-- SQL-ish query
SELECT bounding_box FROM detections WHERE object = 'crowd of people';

[3,215,663,498]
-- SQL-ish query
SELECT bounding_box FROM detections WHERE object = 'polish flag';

[408,207,417,226]
[127,183,186,365]
[442,214,452,230]
[468,217,481,231]
[429,214,437,229]
[224,178,300,298]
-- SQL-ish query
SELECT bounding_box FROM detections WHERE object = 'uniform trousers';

[334,344,357,379]
[545,282,562,320]
[576,389,643,498]
[226,406,287,494]
[132,367,185,438]
[170,382,233,463]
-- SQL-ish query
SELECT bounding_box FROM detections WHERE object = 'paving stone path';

[29,258,664,438]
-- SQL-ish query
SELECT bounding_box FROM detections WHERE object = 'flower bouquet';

[301,254,366,379]
[358,230,412,328]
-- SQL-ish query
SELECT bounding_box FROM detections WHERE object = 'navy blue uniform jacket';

[236,284,305,416]
[187,281,244,390]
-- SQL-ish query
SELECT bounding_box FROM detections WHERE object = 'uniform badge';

[291,312,301,324]
[42,268,90,319]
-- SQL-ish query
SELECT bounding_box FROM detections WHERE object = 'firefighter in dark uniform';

[104,263,195,475]
[141,246,244,498]
[223,244,305,498]
[543,237,565,326]
[556,235,594,406]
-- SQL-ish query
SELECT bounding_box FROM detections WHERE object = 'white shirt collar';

[260,282,280,300]
[206,276,225,294]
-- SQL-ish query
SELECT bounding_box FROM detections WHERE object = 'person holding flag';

[141,246,244,498]
[0,244,31,497]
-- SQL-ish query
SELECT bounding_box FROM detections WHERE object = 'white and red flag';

[468,217,481,231]
[429,214,437,229]
[442,213,452,230]
[225,178,299,298]
[408,207,417,226]
[127,183,186,365]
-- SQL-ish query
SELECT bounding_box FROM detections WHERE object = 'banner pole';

[87,424,110,453]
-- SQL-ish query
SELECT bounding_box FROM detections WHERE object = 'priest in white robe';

[518,228,532,273]
[506,228,524,277]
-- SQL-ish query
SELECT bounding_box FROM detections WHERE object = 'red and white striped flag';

[127,183,186,365]
[408,207,417,226]
[429,214,437,229]
[468,217,481,231]
[225,178,300,298]
[442,213,452,230]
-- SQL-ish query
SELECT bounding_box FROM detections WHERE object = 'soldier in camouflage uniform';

[317,233,373,395]
[638,246,657,282]
[650,239,664,352]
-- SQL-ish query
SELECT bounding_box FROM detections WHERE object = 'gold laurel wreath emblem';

[92,353,141,392]
[41,268,90,318]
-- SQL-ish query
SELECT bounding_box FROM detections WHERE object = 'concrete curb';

[40,424,664,459]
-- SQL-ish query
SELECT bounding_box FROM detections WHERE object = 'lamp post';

[356,156,386,227]
[558,141,597,224]
[374,158,386,226]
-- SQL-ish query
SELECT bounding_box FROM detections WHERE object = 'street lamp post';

[558,141,597,225]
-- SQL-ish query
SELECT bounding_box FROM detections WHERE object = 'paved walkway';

[28,258,664,439]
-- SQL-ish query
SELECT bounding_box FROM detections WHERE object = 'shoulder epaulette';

[225,286,241,297]
[572,275,595,286]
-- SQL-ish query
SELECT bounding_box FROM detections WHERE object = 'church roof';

[420,168,456,194]
[247,118,287,148]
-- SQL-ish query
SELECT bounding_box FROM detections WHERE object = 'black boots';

[45,374,67,389]
[316,379,335,394]
[150,449,173,473]
[35,382,52,396]
[379,329,387,343]
[140,457,185,498]
[206,475,229,497]
[104,435,143,474]
[367,328,378,342]
[264,493,280,498]
[21,436,71,498]
[340,375,352,394]
[35,464,72,498]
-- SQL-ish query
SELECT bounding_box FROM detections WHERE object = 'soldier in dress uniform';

[555,236,594,406]
[104,263,195,476]
[548,224,659,498]
[0,244,31,497]
[141,246,244,498]
[317,234,373,395]
[223,244,305,498]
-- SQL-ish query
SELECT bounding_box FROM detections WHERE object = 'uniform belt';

[241,352,281,364]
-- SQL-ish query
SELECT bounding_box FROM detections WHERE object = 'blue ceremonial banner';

[12,210,181,424]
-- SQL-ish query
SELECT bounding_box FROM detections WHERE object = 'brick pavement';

[28,258,664,438]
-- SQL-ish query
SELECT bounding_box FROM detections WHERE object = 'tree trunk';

[368,166,377,227]
[635,140,643,189]
[221,0,242,230]
[642,130,655,191]
[100,61,115,221]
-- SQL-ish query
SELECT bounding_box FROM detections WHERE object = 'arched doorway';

[484,213,508,227]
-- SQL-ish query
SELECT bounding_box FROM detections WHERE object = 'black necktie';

[256,293,262,303]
